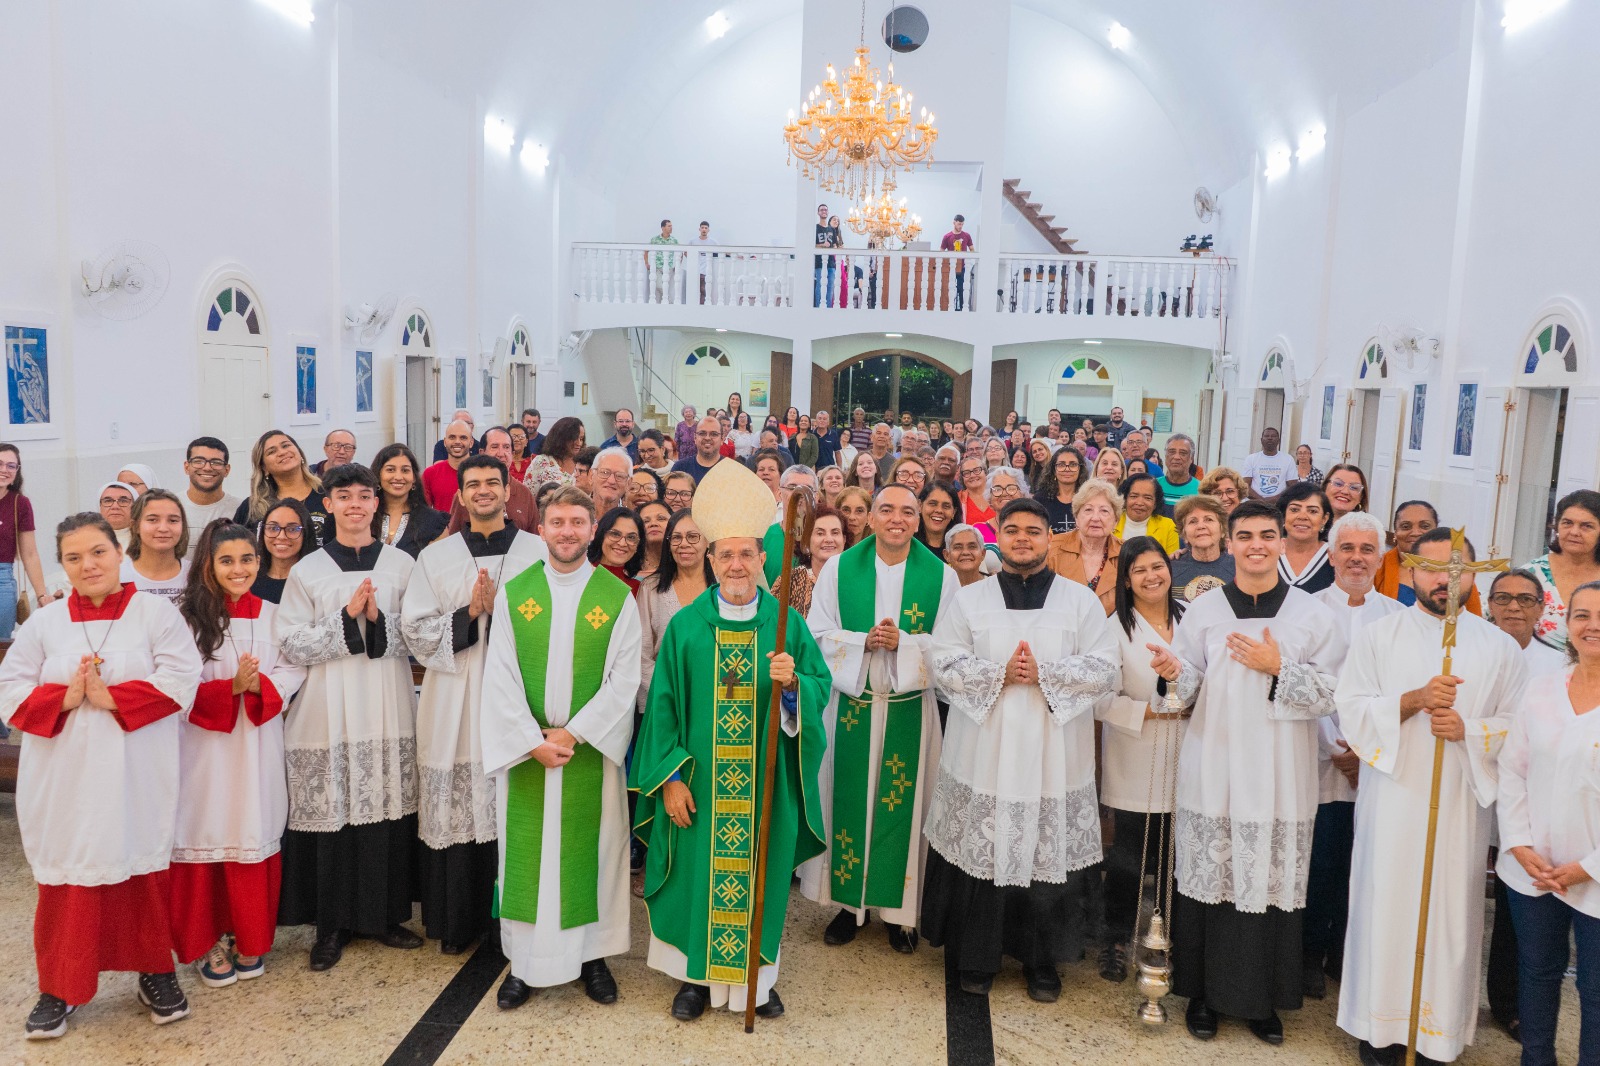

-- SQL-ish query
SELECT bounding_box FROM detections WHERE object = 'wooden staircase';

[1002,179,1079,254]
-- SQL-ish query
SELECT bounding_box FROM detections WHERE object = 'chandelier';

[783,2,938,200]
[846,180,922,248]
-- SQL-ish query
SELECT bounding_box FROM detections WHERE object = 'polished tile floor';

[0,796,1569,1064]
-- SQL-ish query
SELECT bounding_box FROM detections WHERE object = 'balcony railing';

[996,254,1226,320]
[570,244,1228,321]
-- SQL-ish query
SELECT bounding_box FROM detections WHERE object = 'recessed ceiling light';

[706,11,731,39]
[715,328,728,332]
[1503,0,1567,32]
[483,116,514,152]
[885,333,902,338]
[1083,339,1102,345]
[1107,21,1131,50]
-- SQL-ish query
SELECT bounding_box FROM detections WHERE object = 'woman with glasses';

[834,486,872,543]
[627,468,664,512]
[120,490,191,602]
[1277,481,1336,592]
[943,524,988,587]
[1488,569,1569,677]
[977,468,1027,544]
[250,499,318,604]
[232,431,328,546]
[506,426,533,485]
[957,458,995,533]
[1294,444,1325,488]
[888,456,929,495]
[1046,478,1123,613]
[587,507,645,594]
[370,443,448,560]
[637,510,711,717]
[1323,463,1368,522]
[0,444,58,633]
[661,472,696,514]
[983,438,1009,471]
[917,481,961,554]
[1039,448,1084,534]
[98,482,138,548]
[1523,490,1600,653]
[1198,466,1243,516]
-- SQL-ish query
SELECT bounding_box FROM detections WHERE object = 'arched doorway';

[197,278,272,489]
[825,350,961,426]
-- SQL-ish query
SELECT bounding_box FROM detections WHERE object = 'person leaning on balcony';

[939,214,975,311]
[647,219,678,300]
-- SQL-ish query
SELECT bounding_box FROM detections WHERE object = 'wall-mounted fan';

[79,241,170,320]
[1378,324,1440,375]
[1193,187,1219,223]
[343,293,399,339]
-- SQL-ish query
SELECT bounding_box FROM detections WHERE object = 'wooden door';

[770,351,792,419]
[989,359,1018,428]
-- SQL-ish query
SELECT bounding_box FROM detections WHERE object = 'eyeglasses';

[896,471,926,486]
[1489,592,1541,608]
[669,531,703,546]
[326,443,356,454]
[100,496,133,507]
[1326,477,1364,494]
[187,457,228,470]
[990,484,1022,500]
[960,467,984,478]
[0,461,20,472]
[605,529,640,546]
[264,523,304,536]
[595,469,629,484]
[664,489,694,503]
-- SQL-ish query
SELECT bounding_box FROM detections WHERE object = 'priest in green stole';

[798,484,960,953]
[632,459,830,1023]
[479,486,641,1010]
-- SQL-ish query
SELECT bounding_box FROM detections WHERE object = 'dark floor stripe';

[384,940,506,1065]
[945,949,996,1066]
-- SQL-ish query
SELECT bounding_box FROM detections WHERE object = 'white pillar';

[970,342,993,426]
[790,336,812,418]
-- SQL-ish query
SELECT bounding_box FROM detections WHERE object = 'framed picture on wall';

[744,374,770,412]
[295,345,318,416]
[3,313,58,440]
[454,358,468,410]
[1452,383,1477,458]
[355,350,374,416]
[1320,385,1336,442]
[1407,383,1427,453]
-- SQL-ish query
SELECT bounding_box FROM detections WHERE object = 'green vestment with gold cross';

[629,587,830,986]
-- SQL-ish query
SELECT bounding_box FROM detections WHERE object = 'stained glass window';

[205,285,261,335]
[1359,342,1387,380]
[686,344,730,367]
[402,313,433,349]
[1524,320,1578,375]
[1260,350,1284,382]
[1060,356,1110,381]
[511,327,529,358]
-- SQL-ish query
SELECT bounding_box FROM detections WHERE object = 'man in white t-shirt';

[179,436,241,532]
[687,221,718,304]
[1241,427,1299,505]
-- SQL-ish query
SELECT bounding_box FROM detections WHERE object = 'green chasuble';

[828,535,945,910]
[630,588,830,985]
[761,521,785,588]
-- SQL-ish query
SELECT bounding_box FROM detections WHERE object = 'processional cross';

[1397,527,1508,1066]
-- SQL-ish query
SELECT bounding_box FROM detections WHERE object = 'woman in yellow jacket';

[1113,473,1180,556]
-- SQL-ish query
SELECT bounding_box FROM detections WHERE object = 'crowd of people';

[0,400,1595,1066]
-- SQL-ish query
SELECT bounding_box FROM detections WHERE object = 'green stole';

[829,536,945,909]
[498,562,629,929]
[761,521,785,588]
[706,624,761,984]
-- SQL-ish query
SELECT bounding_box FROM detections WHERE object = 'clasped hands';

[864,618,901,652]
[232,653,263,695]
[344,578,380,622]
[1510,845,1592,895]
[1401,674,1467,742]
[466,568,495,620]
[63,654,116,712]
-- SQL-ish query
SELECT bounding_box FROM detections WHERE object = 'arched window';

[1260,349,1285,384]
[1060,356,1110,381]
[1523,320,1579,375]
[685,344,730,367]
[510,326,530,359]
[402,312,432,350]
[205,284,262,338]
[1358,341,1387,381]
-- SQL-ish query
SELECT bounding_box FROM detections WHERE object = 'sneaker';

[198,940,237,988]
[24,994,73,1040]
[136,972,190,1025]
[233,955,265,981]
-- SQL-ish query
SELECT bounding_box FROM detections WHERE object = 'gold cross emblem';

[517,597,542,621]
[585,605,611,630]
[713,930,744,959]
[902,602,926,632]
[832,829,861,881]
[840,704,861,731]
[716,876,747,908]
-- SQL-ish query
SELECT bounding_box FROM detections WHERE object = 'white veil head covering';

[114,462,159,493]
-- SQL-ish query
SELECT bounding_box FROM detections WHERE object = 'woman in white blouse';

[1094,535,1187,985]
[1499,579,1600,1065]
[727,412,760,460]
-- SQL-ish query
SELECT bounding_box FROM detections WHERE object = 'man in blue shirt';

[600,408,640,462]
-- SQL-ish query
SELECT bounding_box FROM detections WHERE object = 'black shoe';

[24,994,73,1040]
[1248,1011,1284,1046]
[1097,941,1129,983]
[136,972,190,1026]
[1024,965,1061,1003]
[1324,952,1343,982]
[886,924,918,954]
[1358,1041,1400,1066]
[754,988,784,1018]
[581,959,618,1004]
[440,939,472,956]
[823,907,862,946]
[671,982,709,1021]
[1185,999,1218,1041]
[309,929,351,971]
[1505,1017,1522,1044]
[958,970,994,996]
[1302,961,1327,1000]
[379,924,424,950]
[497,974,532,1010]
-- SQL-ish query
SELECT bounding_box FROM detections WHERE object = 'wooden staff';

[744,490,813,1033]
[1399,528,1506,1066]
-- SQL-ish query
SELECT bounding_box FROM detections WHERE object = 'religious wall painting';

[454,358,468,410]
[1408,383,1427,452]
[296,345,317,415]
[744,374,770,411]
[355,350,374,413]
[4,324,49,426]
[1452,383,1476,457]
[1320,385,1335,441]
[482,365,494,408]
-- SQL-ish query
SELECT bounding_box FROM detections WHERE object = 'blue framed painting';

[481,366,493,407]
[355,350,374,413]
[1408,383,1427,452]
[1452,383,1476,457]
[1319,385,1335,441]
[5,325,50,426]
[296,345,318,415]
[454,358,468,409]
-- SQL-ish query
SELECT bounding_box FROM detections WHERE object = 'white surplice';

[1097,613,1186,814]
[797,552,957,927]
[479,560,639,987]
[926,575,1119,886]
[174,601,306,863]
[275,545,418,831]
[0,593,202,885]
[1313,587,1405,804]
[1335,608,1526,1061]
[1171,585,1346,912]
[402,530,546,850]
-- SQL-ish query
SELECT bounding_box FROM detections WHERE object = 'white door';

[1556,386,1600,498]
[679,358,737,414]
[200,341,271,496]
[507,364,537,419]
[1365,388,1403,523]
[1511,389,1563,564]
[405,356,441,459]
[1250,388,1285,443]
